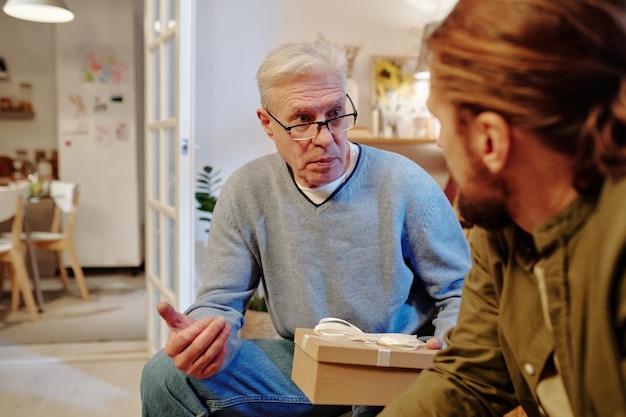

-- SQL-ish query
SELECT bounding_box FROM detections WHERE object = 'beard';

[455,157,514,231]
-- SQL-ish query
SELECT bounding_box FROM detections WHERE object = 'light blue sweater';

[187,144,471,370]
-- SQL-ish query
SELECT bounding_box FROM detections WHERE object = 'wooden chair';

[0,185,39,321]
[28,181,89,300]
[0,155,14,185]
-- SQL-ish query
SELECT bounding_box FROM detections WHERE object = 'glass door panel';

[144,0,195,354]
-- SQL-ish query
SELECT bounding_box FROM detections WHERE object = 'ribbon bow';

[313,317,425,350]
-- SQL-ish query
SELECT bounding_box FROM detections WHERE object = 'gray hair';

[256,41,348,111]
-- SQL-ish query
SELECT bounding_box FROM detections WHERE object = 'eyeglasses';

[265,94,358,141]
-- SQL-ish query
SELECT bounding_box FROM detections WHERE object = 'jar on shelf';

[0,81,11,111]
[20,82,33,113]
[14,148,32,177]
[0,97,10,112]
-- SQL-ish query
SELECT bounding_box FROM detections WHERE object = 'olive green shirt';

[380,178,626,417]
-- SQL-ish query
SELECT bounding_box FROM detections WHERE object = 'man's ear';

[257,109,275,140]
[474,111,511,174]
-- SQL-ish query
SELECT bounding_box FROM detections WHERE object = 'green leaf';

[195,165,222,233]
[249,290,268,312]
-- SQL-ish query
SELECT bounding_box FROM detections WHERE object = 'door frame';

[144,0,196,354]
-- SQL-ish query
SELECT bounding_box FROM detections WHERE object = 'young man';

[140,41,470,417]
[380,0,626,416]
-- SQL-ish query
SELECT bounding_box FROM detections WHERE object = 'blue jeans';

[140,338,383,417]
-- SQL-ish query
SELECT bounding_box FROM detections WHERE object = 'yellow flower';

[375,58,413,103]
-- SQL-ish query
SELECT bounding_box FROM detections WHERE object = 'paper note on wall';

[94,123,112,147]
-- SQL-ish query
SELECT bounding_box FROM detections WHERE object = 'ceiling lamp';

[3,0,74,23]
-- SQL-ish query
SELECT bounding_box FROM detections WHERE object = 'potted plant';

[195,165,221,232]
[195,165,274,334]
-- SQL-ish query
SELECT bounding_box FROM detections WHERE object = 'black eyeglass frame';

[265,94,358,141]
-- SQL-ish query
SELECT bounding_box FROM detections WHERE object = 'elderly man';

[380,0,626,416]
[141,41,470,417]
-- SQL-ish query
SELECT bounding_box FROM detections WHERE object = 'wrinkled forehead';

[271,74,346,111]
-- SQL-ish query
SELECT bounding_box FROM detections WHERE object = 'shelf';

[0,111,35,120]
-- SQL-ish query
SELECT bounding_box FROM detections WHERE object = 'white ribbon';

[313,317,425,351]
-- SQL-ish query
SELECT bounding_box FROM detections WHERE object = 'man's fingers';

[156,301,232,379]
[199,336,230,378]
[173,316,227,366]
[191,317,229,366]
[171,317,230,375]
[426,336,443,350]
[165,316,214,357]
[190,320,232,378]
[158,301,191,330]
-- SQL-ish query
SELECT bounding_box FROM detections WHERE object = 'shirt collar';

[531,194,596,256]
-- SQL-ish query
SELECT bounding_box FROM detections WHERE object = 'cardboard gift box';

[291,327,436,406]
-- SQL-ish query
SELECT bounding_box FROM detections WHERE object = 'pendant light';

[3,0,74,23]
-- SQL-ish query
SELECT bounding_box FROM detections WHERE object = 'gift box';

[291,327,436,406]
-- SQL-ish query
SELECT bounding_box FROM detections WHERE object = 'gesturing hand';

[157,301,232,379]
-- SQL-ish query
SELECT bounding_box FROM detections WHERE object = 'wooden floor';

[0,339,530,417]
[0,271,528,417]
[0,341,148,417]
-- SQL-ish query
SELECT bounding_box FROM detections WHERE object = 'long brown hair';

[427,0,626,194]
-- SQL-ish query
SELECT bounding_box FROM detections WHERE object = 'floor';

[0,340,148,417]
[0,270,149,417]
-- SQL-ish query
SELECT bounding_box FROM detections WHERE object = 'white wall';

[195,0,455,185]
[0,14,57,159]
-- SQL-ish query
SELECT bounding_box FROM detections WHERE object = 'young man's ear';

[473,111,511,174]
[257,109,275,140]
